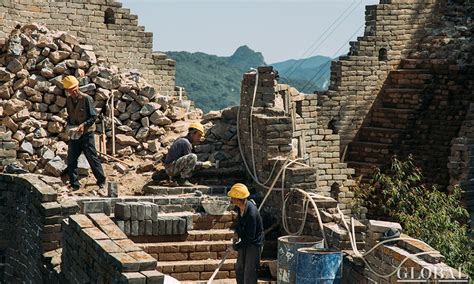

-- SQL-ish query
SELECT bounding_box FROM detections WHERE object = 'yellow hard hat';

[63,75,79,90]
[189,122,204,136]
[228,183,250,199]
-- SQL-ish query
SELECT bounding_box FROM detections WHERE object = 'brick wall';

[0,0,177,97]
[0,173,79,283]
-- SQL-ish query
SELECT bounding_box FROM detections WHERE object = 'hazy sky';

[120,0,378,63]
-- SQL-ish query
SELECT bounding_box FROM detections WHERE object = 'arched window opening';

[104,8,115,25]
[379,48,388,61]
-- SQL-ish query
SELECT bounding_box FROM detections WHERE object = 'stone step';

[182,279,276,284]
[381,89,425,109]
[347,161,385,178]
[348,141,397,164]
[371,107,417,129]
[139,240,237,262]
[130,229,235,243]
[144,185,229,195]
[357,127,407,144]
[158,258,238,281]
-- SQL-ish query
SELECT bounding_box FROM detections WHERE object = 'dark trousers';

[236,244,261,284]
[68,133,105,187]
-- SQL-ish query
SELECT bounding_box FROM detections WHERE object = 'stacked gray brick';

[114,202,188,236]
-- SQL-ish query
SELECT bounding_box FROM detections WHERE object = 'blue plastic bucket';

[277,236,324,284]
[296,248,343,284]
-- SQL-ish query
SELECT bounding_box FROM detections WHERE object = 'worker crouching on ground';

[163,122,212,186]
[63,75,106,190]
[228,183,264,284]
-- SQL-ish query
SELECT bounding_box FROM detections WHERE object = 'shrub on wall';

[354,155,474,277]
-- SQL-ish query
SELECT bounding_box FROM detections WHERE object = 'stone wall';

[0,0,176,96]
[62,213,163,283]
[317,0,443,153]
[0,173,79,283]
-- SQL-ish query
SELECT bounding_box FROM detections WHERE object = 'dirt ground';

[58,155,157,200]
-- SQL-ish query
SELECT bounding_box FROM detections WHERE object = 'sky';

[120,0,378,63]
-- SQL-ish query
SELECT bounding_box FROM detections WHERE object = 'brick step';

[347,161,385,178]
[381,89,425,109]
[139,240,237,262]
[371,108,417,129]
[130,228,235,243]
[182,279,276,284]
[158,258,238,281]
[348,141,396,164]
[143,185,229,195]
[357,127,407,144]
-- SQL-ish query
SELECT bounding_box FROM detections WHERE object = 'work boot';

[176,177,193,186]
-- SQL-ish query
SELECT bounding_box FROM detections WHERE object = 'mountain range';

[166,45,331,113]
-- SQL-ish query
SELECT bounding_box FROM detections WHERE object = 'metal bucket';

[277,235,324,284]
[296,248,343,284]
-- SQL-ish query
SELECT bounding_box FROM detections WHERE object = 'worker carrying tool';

[63,75,106,190]
[228,183,264,284]
[162,122,213,186]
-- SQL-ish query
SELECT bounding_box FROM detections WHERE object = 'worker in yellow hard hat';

[162,122,213,186]
[228,183,264,284]
[63,75,106,190]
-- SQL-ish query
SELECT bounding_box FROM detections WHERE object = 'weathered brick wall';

[318,0,443,153]
[0,0,176,96]
[0,173,79,283]
[61,213,163,283]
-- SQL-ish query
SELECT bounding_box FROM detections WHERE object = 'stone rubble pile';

[0,23,202,176]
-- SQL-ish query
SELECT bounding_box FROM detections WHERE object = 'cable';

[284,0,363,80]
[300,22,365,92]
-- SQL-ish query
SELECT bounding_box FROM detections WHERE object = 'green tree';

[354,155,474,278]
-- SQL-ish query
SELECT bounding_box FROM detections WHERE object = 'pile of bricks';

[62,213,164,283]
[0,23,201,176]
[114,202,188,237]
[0,126,16,170]
[0,1,177,92]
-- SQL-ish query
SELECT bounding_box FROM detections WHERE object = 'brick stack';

[61,213,164,283]
[0,0,177,95]
[114,202,188,237]
[0,125,16,171]
[0,174,79,283]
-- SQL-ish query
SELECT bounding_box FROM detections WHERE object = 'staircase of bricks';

[98,184,278,283]
[75,181,354,283]
[347,57,436,179]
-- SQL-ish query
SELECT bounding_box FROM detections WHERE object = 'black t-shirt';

[235,200,265,248]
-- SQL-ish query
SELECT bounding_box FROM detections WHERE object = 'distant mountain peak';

[228,45,265,70]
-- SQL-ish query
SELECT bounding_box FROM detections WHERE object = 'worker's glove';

[202,161,213,169]
[232,237,242,251]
